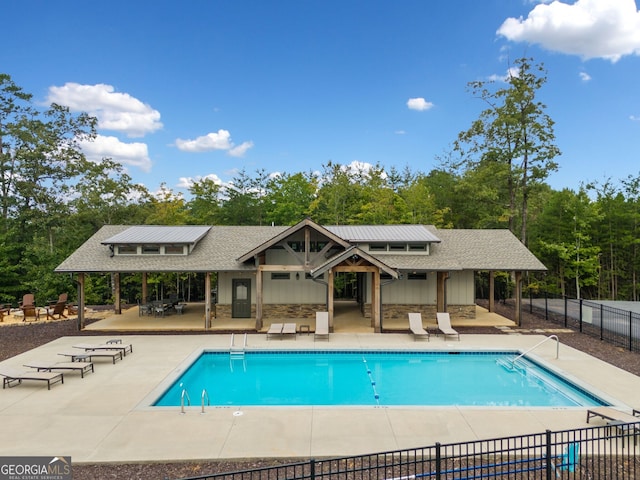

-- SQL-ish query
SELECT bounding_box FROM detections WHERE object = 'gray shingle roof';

[55,224,546,273]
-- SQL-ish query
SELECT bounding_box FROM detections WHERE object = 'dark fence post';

[544,290,548,320]
[310,458,315,480]
[435,442,441,480]
[564,296,568,328]
[600,305,604,340]
[579,298,583,332]
[545,429,552,480]
[630,311,633,352]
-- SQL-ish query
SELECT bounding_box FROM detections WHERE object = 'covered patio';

[83,302,515,333]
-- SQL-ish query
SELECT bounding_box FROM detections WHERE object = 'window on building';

[117,245,137,255]
[271,273,291,280]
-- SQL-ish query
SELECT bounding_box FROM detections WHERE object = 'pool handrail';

[513,334,559,365]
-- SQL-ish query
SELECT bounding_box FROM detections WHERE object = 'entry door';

[232,278,251,318]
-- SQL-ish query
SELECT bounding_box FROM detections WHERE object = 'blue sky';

[3,0,640,196]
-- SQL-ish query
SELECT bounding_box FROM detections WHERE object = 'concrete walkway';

[1,331,639,464]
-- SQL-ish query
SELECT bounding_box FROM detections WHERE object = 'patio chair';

[436,312,460,341]
[0,303,12,322]
[72,341,133,356]
[282,322,297,339]
[46,300,68,320]
[23,360,94,378]
[266,323,284,339]
[20,293,35,308]
[58,350,123,364]
[0,366,64,390]
[586,406,640,424]
[315,311,330,341]
[408,313,429,341]
[552,442,580,474]
[21,304,40,322]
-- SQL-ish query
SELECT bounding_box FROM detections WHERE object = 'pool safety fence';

[171,422,640,480]
[524,294,640,353]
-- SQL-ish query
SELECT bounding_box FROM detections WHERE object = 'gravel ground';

[1,302,639,480]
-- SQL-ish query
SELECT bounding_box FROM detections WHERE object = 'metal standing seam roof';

[101,225,211,245]
[326,225,441,243]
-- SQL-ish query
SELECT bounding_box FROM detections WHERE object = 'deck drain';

[233,411,243,416]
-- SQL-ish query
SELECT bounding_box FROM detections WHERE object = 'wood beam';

[77,273,85,330]
[488,271,495,312]
[204,272,211,330]
[114,273,121,314]
[515,271,522,327]
[256,267,263,330]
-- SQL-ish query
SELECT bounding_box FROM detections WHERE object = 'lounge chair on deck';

[266,323,284,339]
[58,350,122,364]
[586,406,640,424]
[282,322,297,339]
[0,304,12,322]
[408,313,429,341]
[315,312,330,341]
[436,312,460,341]
[24,360,94,378]
[20,293,35,308]
[72,341,133,356]
[0,366,64,389]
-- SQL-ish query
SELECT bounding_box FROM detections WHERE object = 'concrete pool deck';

[1,332,639,464]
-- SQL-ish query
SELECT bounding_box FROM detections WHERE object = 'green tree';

[264,172,317,226]
[455,57,560,244]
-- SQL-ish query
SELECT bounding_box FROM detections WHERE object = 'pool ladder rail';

[180,388,210,414]
[230,333,247,357]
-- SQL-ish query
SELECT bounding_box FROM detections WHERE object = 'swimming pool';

[153,351,608,407]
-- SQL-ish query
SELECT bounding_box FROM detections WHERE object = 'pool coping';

[1,333,639,464]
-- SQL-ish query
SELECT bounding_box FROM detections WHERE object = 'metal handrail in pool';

[513,334,559,364]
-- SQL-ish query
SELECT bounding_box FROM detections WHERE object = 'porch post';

[328,269,334,331]
[114,272,121,314]
[141,272,148,302]
[437,271,449,312]
[77,273,85,330]
[372,271,381,332]
[204,272,211,330]
[514,271,523,327]
[488,271,495,312]
[256,267,263,330]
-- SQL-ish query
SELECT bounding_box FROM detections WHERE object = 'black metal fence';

[523,296,640,353]
[174,423,639,480]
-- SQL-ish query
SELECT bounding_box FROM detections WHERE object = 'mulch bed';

[1,302,639,480]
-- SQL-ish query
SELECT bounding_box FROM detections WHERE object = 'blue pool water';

[153,351,607,407]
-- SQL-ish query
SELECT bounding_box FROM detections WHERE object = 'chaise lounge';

[315,312,330,341]
[408,313,430,341]
[436,312,460,341]
[266,323,284,339]
[72,341,133,356]
[586,406,640,424]
[58,350,123,364]
[24,360,94,378]
[0,366,64,390]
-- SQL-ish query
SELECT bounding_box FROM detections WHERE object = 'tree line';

[1,60,638,306]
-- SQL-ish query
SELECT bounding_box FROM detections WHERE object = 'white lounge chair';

[436,312,460,341]
[24,360,94,378]
[315,312,330,341]
[408,313,429,341]
[266,323,284,339]
[586,406,640,424]
[58,350,123,364]
[72,341,133,356]
[282,322,297,339]
[0,366,64,390]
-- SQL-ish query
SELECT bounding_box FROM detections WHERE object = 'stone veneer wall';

[215,303,475,320]
[364,304,476,320]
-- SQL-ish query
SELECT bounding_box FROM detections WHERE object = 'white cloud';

[176,173,224,189]
[47,83,163,137]
[407,97,434,111]
[79,134,152,172]
[395,130,407,135]
[229,141,254,157]
[497,0,640,62]
[175,129,254,157]
[579,71,592,81]
[487,66,521,83]
[631,115,640,122]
